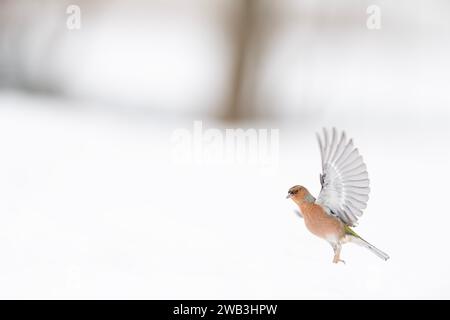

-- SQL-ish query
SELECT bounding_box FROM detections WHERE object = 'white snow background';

[0,91,448,299]
[1,0,450,299]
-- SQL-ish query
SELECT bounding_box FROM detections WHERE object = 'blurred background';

[0,0,449,299]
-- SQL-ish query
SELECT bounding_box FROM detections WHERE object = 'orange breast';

[300,203,345,241]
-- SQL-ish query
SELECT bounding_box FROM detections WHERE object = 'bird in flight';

[287,128,389,264]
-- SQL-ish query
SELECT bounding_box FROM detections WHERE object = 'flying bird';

[287,128,389,264]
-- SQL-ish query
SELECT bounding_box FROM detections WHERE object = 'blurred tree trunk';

[222,0,258,122]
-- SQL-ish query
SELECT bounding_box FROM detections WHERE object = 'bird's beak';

[286,194,291,199]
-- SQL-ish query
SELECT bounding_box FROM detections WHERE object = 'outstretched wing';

[315,128,370,227]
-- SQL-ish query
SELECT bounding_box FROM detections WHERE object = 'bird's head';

[286,185,315,205]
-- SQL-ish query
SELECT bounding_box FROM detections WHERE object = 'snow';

[0,91,449,299]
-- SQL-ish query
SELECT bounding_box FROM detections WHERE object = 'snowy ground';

[0,91,449,299]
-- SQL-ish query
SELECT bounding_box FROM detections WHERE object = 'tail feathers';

[350,236,390,261]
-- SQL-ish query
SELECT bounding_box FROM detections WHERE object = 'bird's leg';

[332,244,345,264]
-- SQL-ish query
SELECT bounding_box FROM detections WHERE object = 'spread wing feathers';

[315,128,370,227]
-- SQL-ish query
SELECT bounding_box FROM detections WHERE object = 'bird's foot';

[333,257,346,264]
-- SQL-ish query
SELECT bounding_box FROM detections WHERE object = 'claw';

[332,257,346,264]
